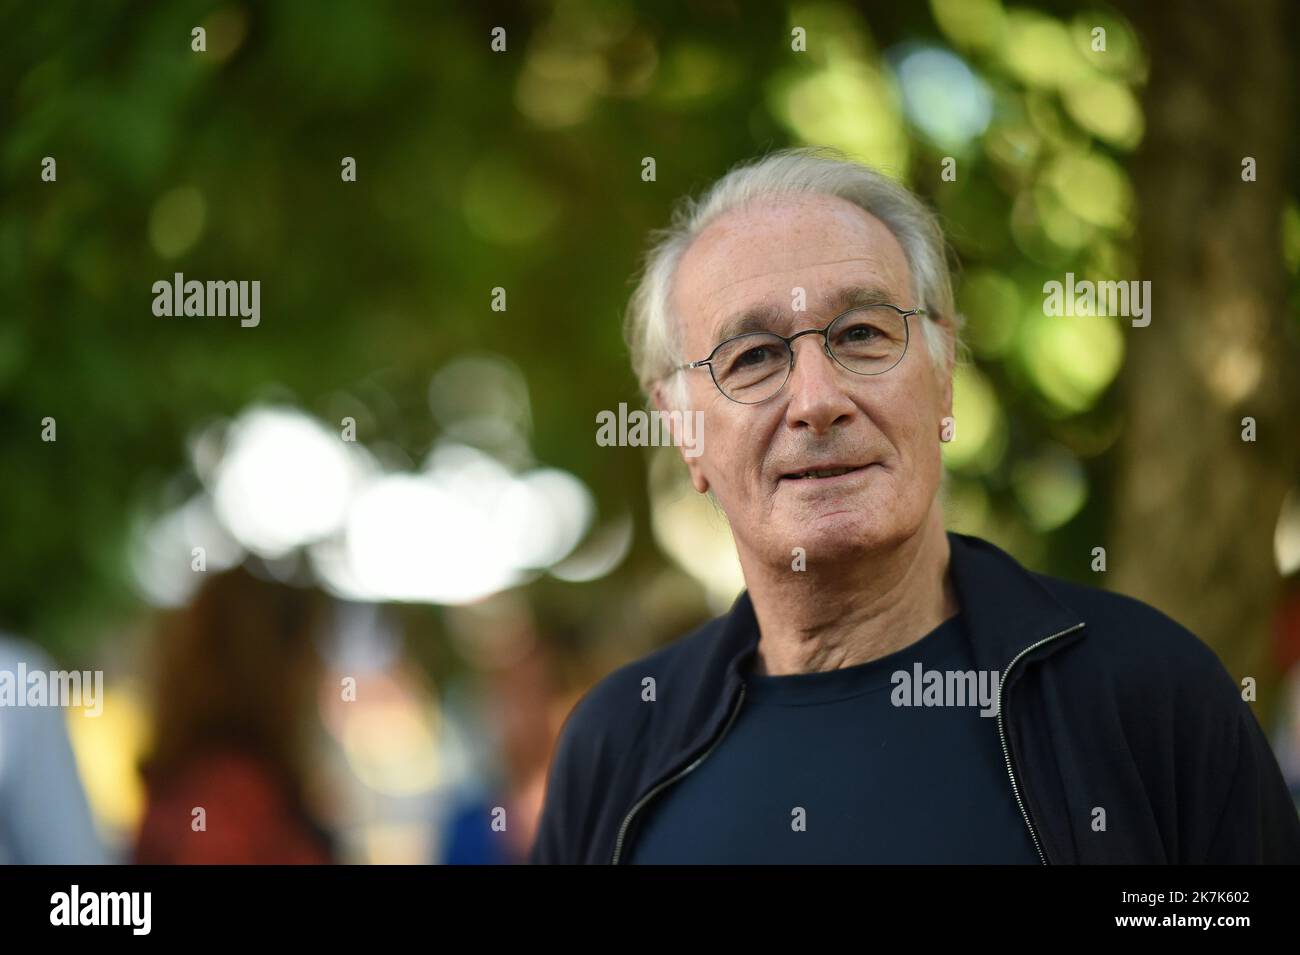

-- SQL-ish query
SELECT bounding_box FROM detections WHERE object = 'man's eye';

[839,323,881,342]
[736,346,773,367]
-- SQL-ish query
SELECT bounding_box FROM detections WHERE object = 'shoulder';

[560,612,731,746]
[532,612,736,862]
[137,750,327,864]
[553,608,738,774]
[1029,571,1241,708]
[144,749,290,817]
[0,637,68,760]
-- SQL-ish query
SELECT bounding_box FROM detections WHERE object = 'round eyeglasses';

[676,303,924,404]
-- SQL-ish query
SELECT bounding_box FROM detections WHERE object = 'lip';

[777,462,877,485]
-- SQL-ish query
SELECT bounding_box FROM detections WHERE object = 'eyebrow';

[711,283,900,344]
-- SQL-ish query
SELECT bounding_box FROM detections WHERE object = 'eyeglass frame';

[672,302,927,404]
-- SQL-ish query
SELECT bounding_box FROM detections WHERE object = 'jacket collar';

[942,530,1087,674]
[691,531,1088,754]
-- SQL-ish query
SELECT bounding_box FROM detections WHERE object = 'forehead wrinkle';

[679,219,914,352]
[707,250,900,299]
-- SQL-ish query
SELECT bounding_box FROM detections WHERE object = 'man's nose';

[783,334,857,434]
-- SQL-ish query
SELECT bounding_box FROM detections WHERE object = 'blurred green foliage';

[1,1,1296,661]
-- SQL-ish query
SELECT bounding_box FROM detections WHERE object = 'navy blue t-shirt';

[627,612,1041,863]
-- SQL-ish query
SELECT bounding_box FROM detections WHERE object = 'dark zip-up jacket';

[529,531,1300,864]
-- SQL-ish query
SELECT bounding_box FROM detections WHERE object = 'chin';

[777,506,906,561]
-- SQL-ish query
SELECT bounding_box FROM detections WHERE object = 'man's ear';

[650,381,710,495]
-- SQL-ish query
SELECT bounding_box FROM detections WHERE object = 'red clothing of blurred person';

[135,747,332,864]
[135,567,335,865]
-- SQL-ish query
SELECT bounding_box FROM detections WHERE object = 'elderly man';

[529,147,1300,864]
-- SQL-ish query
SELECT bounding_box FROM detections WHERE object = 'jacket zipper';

[611,683,748,864]
[996,621,1085,866]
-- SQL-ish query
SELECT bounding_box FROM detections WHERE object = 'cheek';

[695,412,738,486]
[699,410,770,498]
[904,358,945,423]
[886,413,934,473]
[875,381,944,476]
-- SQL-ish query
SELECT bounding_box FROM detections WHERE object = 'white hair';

[624,146,966,407]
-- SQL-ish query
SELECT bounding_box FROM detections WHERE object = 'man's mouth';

[780,464,870,481]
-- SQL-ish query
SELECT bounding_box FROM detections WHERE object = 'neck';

[740,504,958,676]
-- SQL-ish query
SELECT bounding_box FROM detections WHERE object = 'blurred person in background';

[440,629,559,864]
[1271,582,1300,801]
[134,566,335,864]
[0,634,107,864]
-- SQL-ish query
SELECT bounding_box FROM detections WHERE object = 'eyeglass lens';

[708,305,908,403]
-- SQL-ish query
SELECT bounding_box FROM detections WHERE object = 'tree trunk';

[1112,0,1299,718]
